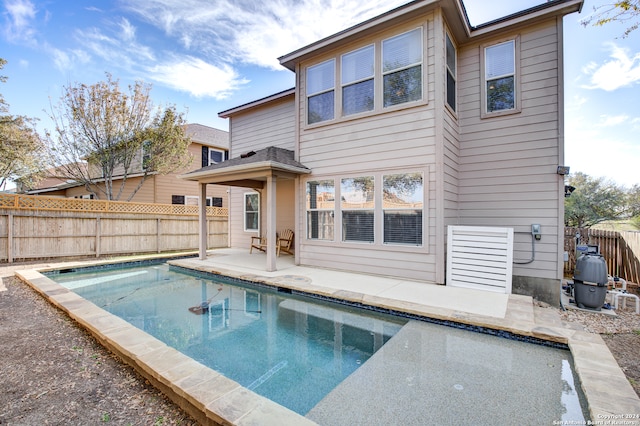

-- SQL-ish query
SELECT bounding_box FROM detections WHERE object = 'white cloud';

[147,56,249,99]
[2,0,37,44]
[582,42,640,91]
[597,114,630,127]
[119,0,411,70]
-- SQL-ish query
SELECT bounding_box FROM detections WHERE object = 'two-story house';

[25,123,230,207]
[182,0,584,305]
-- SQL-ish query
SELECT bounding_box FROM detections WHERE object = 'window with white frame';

[307,59,335,124]
[382,28,423,107]
[244,192,260,232]
[341,176,374,243]
[208,148,225,165]
[306,180,335,240]
[484,40,516,113]
[383,173,423,245]
[445,32,457,112]
[305,27,424,125]
[342,45,375,116]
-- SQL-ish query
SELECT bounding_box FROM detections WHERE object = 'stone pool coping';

[13,255,640,425]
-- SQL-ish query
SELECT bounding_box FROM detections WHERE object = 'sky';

[1,0,639,187]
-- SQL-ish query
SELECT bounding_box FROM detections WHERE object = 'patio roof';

[178,146,310,188]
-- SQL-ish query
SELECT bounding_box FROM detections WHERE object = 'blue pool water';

[49,262,589,422]
[51,263,407,414]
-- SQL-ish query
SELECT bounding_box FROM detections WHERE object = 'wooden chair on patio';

[249,229,294,256]
[249,235,267,254]
[276,229,294,256]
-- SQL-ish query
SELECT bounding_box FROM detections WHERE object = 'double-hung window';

[383,173,423,245]
[484,40,517,114]
[306,180,335,240]
[307,59,335,124]
[445,33,457,112]
[382,28,423,107]
[341,176,374,243]
[341,45,374,116]
[244,192,260,232]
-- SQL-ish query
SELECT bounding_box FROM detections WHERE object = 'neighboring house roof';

[180,146,311,187]
[184,123,229,149]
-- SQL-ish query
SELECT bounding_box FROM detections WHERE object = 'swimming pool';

[46,261,589,423]
[50,263,406,415]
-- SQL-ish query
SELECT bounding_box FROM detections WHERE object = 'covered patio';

[179,146,310,272]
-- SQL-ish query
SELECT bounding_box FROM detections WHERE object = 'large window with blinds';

[307,59,335,124]
[306,180,335,240]
[305,171,425,247]
[305,26,424,125]
[383,173,423,245]
[341,45,375,116]
[382,28,423,107]
[341,176,375,243]
[484,39,517,114]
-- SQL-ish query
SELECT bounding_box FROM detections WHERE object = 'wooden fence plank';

[564,227,640,286]
[0,194,228,263]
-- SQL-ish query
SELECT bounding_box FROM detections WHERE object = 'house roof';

[179,146,310,187]
[218,88,295,118]
[184,123,229,149]
[278,0,583,70]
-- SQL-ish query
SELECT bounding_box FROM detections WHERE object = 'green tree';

[45,73,192,201]
[564,172,627,227]
[627,184,640,229]
[0,58,46,191]
[581,0,640,37]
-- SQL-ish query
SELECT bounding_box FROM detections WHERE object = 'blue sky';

[1,0,639,187]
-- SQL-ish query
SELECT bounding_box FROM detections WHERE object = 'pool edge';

[16,260,640,424]
[15,269,316,426]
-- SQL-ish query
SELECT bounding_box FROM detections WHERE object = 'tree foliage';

[564,172,628,227]
[0,58,46,191]
[45,73,192,201]
[581,1,640,37]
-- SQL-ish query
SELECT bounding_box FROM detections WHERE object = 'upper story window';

[202,146,228,167]
[305,27,424,125]
[341,45,374,116]
[484,39,517,114]
[445,32,456,112]
[382,28,423,107]
[307,59,335,124]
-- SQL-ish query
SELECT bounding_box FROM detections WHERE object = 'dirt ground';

[1,268,639,425]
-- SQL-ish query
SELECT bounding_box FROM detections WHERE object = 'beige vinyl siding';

[229,97,295,156]
[227,97,297,249]
[457,19,563,280]
[295,15,438,282]
[153,142,228,205]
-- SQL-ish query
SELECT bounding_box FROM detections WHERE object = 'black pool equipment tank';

[572,252,608,310]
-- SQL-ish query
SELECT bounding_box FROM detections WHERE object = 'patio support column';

[266,174,277,272]
[198,182,207,260]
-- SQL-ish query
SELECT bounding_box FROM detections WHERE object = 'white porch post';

[266,174,277,272]
[198,182,207,260]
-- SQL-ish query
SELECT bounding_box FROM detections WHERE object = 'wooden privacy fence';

[564,227,640,285]
[0,193,228,263]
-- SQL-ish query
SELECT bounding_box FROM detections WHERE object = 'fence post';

[157,218,161,254]
[96,217,101,258]
[7,212,13,263]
